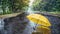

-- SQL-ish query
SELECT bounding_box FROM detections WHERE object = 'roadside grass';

[0,11,60,18]
[49,12,60,14]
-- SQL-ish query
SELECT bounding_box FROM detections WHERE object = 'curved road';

[0,14,60,34]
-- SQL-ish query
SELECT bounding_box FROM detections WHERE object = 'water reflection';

[0,14,60,34]
[0,19,4,34]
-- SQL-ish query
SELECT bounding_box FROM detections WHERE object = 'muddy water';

[0,13,60,34]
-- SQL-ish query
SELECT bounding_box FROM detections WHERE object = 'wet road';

[45,15,60,34]
[0,15,60,34]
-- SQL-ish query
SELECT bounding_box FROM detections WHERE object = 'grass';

[0,11,60,18]
[49,12,60,14]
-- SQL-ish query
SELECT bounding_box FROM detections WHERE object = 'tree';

[0,0,29,15]
[12,0,29,13]
[0,0,13,14]
[33,0,60,12]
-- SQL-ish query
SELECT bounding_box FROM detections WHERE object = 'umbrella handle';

[33,24,38,30]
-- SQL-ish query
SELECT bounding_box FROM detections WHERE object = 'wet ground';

[0,12,60,34]
[45,15,60,34]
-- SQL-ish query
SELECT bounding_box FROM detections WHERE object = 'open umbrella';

[26,14,51,27]
[36,26,51,34]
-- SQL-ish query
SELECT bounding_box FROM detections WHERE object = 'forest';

[0,0,60,15]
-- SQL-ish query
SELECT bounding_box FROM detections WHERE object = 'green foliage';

[12,0,29,13]
[0,0,12,15]
[0,0,29,15]
[43,0,60,12]
[33,0,60,12]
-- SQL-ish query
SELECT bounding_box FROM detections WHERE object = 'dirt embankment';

[0,12,23,19]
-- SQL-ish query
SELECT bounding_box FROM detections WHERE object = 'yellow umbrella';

[26,14,51,27]
[36,26,51,34]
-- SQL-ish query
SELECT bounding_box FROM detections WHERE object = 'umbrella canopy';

[36,26,51,34]
[26,14,51,27]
